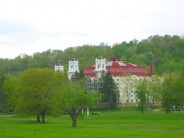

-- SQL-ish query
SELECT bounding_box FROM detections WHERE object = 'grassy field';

[0,109,184,138]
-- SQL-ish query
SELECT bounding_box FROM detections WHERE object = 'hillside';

[0,35,183,75]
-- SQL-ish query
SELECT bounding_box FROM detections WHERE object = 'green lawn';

[0,109,184,138]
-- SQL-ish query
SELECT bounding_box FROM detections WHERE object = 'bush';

[90,112,101,115]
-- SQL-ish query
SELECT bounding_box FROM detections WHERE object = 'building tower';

[95,56,106,77]
[54,63,64,72]
[68,58,79,79]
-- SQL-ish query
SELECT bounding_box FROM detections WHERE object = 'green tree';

[71,70,84,82]
[0,70,7,113]
[3,75,18,113]
[174,76,184,111]
[60,79,97,127]
[14,68,64,123]
[161,72,179,113]
[146,76,163,108]
[135,79,148,114]
[98,71,119,108]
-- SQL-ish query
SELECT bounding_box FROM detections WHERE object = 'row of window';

[126,99,138,103]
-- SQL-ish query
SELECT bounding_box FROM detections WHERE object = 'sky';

[0,0,184,59]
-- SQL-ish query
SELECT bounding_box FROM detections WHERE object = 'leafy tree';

[3,75,18,113]
[146,76,163,108]
[13,68,64,123]
[98,71,119,108]
[60,79,97,127]
[161,73,184,112]
[161,72,179,113]
[174,76,184,111]
[71,70,84,82]
[135,79,148,114]
[0,70,7,113]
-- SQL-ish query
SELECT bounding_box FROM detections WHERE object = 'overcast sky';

[0,0,184,58]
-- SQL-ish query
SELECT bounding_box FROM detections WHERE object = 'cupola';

[95,56,106,72]
[68,58,79,79]
[54,63,64,72]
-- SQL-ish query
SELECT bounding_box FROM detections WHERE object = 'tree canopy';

[0,35,183,76]
[8,68,65,123]
[60,78,98,127]
[161,72,184,113]
[96,71,119,108]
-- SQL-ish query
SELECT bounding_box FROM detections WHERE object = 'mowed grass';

[0,109,184,138]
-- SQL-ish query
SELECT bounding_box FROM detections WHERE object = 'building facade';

[83,56,152,105]
[54,56,152,105]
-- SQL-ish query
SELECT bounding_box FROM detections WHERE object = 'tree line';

[0,35,183,75]
[135,72,184,114]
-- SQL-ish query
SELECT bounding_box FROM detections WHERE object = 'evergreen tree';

[71,70,84,82]
[98,71,119,108]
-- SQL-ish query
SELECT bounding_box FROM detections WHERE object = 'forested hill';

[0,35,184,75]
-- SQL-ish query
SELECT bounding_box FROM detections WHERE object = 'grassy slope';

[0,110,184,138]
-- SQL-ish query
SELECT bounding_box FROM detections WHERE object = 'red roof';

[83,57,152,77]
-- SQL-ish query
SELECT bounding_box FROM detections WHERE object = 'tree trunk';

[141,104,144,114]
[81,108,83,115]
[37,114,40,123]
[41,113,45,123]
[71,115,77,127]
[166,108,170,113]
[141,107,144,114]
[178,107,181,113]
[70,108,78,127]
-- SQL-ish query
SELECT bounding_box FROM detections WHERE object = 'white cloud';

[0,0,184,58]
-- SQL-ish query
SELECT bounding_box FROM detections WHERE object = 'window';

[71,65,73,69]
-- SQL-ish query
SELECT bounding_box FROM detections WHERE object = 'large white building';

[54,56,153,105]
[83,56,152,105]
